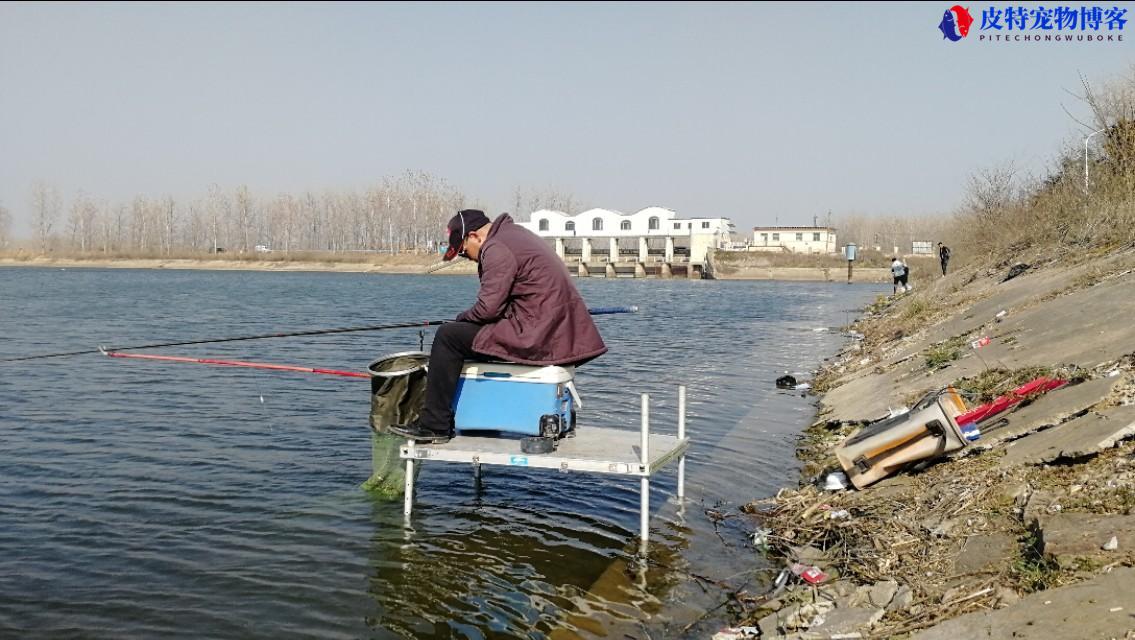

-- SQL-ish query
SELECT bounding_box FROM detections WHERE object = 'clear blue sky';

[1,1,1131,235]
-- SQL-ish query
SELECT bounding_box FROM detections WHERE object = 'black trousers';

[420,321,485,433]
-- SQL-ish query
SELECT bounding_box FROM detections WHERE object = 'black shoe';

[388,419,453,443]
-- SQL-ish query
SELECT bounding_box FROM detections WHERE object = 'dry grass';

[951,70,1135,270]
[740,453,1025,633]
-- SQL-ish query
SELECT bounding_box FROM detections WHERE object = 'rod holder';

[640,393,650,544]
[678,385,686,500]
[403,444,415,521]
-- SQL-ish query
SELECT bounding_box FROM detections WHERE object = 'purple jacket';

[455,214,608,366]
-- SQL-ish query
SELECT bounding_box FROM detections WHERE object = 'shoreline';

[0,256,895,283]
[723,249,1135,638]
[0,256,476,275]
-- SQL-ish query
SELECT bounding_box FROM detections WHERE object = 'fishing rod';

[2,307,639,364]
[100,349,370,379]
[99,305,640,379]
[0,319,450,364]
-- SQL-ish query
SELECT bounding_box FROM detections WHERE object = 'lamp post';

[1085,127,1107,192]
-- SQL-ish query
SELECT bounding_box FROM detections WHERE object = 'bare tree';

[68,191,99,252]
[24,171,472,258]
[234,185,254,253]
[162,196,177,255]
[207,184,229,254]
[512,185,587,219]
[31,182,61,253]
[181,200,207,251]
[129,195,150,252]
[835,212,954,255]
[0,203,11,249]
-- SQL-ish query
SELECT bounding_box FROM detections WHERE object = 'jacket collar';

[486,213,513,242]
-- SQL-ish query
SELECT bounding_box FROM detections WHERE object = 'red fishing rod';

[100,348,370,379]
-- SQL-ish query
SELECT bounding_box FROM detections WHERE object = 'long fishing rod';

[100,349,370,379]
[2,306,639,364]
[0,317,451,363]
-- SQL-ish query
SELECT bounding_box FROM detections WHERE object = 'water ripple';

[0,267,883,638]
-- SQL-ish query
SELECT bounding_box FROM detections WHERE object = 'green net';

[361,352,429,497]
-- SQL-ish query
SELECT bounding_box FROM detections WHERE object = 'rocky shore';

[720,249,1135,639]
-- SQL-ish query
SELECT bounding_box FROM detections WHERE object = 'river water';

[0,267,883,638]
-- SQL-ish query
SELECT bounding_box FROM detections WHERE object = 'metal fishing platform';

[400,387,689,545]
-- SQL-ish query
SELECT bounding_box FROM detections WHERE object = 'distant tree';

[512,185,586,220]
[27,171,472,258]
[0,203,11,249]
[162,196,177,256]
[129,195,152,252]
[234,185,253,252]
[31,182,61,253]
[68,191,99,252]
[207,184,229,254]
[180,200,208,251]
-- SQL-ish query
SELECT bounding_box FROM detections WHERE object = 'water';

[0,267,883,638]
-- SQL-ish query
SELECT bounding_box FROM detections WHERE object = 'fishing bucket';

[834,388,969,489]
[363,351,429,498]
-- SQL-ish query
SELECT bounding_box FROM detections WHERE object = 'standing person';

[938,242,951,276]
[389,209,608,443]
[891,256,906,295]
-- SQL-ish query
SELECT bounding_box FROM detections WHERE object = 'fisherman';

[389,209,608,443]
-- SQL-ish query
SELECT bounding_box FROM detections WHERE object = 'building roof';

[752,226,836,231]
[532,207,679,219]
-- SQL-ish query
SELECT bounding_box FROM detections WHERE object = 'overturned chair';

[834,388,970,489]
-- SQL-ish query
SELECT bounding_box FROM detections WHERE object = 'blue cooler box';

[452,362,577,437]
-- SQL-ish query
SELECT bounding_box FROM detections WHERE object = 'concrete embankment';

[713,266,891,282]
[728,250,1135,639]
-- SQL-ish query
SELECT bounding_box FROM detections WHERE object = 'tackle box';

[453,361,579,437]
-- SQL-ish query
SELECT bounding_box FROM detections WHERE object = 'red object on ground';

[791,563,829,585]
[955,376,1067,426]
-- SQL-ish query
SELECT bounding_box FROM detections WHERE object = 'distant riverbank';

[0,254,913,283]
[0,255,477,276]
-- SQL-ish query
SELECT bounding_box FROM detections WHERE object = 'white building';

[751,226,838,254]
[521,207,732,244]
[516,207,734,278]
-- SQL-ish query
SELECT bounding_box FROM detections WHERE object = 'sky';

[1,1,1132,236]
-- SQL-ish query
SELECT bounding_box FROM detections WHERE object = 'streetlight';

[1084,127,1107,192]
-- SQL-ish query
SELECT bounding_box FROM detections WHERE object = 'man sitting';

[390,209,607,443]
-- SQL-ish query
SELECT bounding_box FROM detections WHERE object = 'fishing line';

[3,307,639,364]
